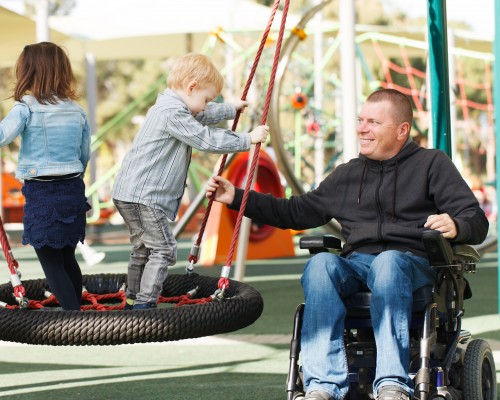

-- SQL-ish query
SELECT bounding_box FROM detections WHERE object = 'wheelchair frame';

[286,231,496,400]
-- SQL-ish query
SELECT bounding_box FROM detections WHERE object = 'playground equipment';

[0,0,289,346]
[0,272,263,345]
[1,173,24,223]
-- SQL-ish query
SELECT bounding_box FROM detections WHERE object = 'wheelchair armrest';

[421,229,480,266]
[299,235,342,255]
[422,230,454,265]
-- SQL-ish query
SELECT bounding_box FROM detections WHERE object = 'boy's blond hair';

[167,53,224,93]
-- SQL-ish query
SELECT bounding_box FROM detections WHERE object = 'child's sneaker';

[124,298,135,310]
[133,302,157,310]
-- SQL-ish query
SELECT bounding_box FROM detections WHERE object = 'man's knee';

[304,251,334,272]
[371,251,412,275]
[369,250,413,294]
[302,252,342,288]
[373,250,406,263]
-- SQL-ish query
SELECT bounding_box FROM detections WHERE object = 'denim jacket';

[0,95,90,180]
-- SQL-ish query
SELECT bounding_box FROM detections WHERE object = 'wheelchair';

[286,230,497,400]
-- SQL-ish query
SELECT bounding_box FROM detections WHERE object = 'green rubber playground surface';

[0,226,499,399]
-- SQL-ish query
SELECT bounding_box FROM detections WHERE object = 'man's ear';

[186,80,198,94]
[398,121,411,141]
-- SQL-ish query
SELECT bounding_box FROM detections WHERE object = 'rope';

[0,216,26,305]
[219,0,291,292]
[187,0,283,271]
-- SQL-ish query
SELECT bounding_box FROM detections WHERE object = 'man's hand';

[206,176,236,205]
[424,213,457,239]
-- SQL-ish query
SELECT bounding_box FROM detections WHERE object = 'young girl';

[0,42,91,311]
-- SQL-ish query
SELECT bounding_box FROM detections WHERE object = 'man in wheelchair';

[206,89,490,400]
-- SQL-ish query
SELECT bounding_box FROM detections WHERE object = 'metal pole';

[427,0,452,156]
[85,53,98,219]
[313,3,324,187]
[340,0,357,162]
[233,146,257,282]
[35,0,50,42]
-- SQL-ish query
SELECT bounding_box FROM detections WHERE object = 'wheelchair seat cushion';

[343,285,433,317]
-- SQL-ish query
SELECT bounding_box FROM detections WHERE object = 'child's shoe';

[133,302,157,310]
[124,298,135,310]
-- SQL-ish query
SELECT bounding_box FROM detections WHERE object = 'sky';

[0,0,495,39]
[383,0,495,39]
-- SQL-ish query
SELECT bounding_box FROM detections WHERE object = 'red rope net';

[372,40,493,121]
[1,284,213,311]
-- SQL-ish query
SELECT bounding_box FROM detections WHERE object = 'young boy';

[112,53,269,310]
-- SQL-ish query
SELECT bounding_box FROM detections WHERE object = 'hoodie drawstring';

[358,160,367,204]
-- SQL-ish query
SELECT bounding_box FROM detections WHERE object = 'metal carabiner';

[186,260,195,275]
[213,285,226,301]
[16,294,29,308]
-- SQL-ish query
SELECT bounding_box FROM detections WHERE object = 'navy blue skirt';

[21,177,91,249]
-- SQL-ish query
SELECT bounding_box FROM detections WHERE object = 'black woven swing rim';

[0,273,264,346]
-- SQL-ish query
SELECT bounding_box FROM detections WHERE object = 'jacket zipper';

[375,163,385,245]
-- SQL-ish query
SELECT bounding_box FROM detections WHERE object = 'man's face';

[356,100,406,161]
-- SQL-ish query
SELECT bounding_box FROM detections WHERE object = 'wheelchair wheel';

[463,339,496,400]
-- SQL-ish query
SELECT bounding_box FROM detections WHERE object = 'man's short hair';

[366,88,413,126]
[167,53,224,93]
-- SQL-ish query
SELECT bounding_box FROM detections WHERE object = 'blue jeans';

[300,250,435,399]
[113,200,177,305]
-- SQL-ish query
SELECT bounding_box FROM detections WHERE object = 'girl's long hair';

[14,42,78,104]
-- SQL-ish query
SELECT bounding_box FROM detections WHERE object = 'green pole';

[427,0,452,157]
[494,0,500,314]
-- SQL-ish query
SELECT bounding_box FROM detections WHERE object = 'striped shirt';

[112,88,251,220]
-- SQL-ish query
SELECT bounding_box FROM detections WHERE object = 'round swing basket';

[0,273,264,346]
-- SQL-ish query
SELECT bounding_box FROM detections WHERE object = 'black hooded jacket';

[229,141,489,258]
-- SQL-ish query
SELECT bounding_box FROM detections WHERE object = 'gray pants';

[113,200,177,305]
